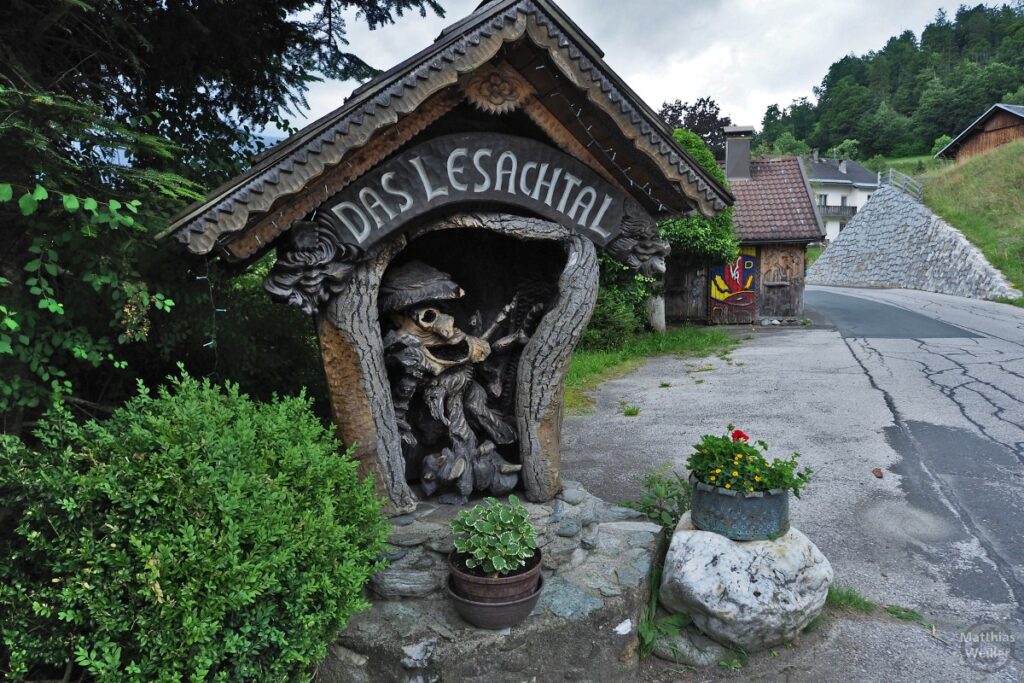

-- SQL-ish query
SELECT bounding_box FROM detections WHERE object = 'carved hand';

[491,302,545,352]
[480,295,519,341]
[466,336,492,363]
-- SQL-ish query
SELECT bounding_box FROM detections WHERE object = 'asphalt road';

[562,285,1024,682]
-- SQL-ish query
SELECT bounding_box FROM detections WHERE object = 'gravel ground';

[562,286,1024,682]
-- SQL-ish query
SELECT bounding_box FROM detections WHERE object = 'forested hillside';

[758,4,1024,158]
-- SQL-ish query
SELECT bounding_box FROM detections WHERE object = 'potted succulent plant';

[687,425,812,541]
[447,494,543,629]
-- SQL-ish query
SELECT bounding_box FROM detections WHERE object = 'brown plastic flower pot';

[447,550,542,604]
[448,574,545,630]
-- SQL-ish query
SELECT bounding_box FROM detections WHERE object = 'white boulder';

[659,512,832,650]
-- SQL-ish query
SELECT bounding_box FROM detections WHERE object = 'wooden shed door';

[759,245,805,318]
[665,253,709,322]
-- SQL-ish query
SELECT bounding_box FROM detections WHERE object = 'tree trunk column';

[318,244,416,515]
[516,236,599,501]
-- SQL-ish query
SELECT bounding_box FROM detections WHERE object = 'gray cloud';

[295,0,947,131]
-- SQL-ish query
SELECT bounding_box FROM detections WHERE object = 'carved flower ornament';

[483,72,516,107]
[463,65,529,115]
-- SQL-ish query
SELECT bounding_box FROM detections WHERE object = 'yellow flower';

[749,487,755,492]
[732,471,739,477]
[724,483,731,489]
[709,476,716,482]
[714,468,722,474]
[735,454,744,460]
[754,475,762,482]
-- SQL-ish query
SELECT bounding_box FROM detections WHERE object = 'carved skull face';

[410,306,458,342]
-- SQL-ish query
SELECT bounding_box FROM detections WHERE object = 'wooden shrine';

[161,0,732,514]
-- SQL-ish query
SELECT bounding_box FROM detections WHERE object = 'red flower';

[730,429,749,442]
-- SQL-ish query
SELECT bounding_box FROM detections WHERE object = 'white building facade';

[803,157,880,242]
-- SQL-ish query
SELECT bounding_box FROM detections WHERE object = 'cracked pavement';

[562,285,1024,681]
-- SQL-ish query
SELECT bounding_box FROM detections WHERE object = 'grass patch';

[637,563,692,659]
[565,325,737,413]
[862,154,950,177]
[806,245,822,267]
[620,401,641,416]
[825,584,876,614]
[686,363,716,373]
[820,585,934,633]
[884,605,927,626]
[923,139,1024,303]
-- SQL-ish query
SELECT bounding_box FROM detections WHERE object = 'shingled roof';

[160,0,732,262]
[804,157,879,187]
[730,157,823,244]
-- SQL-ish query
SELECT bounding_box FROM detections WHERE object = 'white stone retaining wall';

[807,186,1021,301]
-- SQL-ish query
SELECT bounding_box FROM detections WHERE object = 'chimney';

[723,125,754,180]
[839,159,848,174]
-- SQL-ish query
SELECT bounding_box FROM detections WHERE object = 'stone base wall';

[317,482,662,683]
[806,186,1021,300]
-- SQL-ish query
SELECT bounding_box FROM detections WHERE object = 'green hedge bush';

[0,373,388,682]
[659,129,737,264]
[580,256,650,350]
[581,286,642,350]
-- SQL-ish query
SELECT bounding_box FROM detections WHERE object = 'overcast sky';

[295,0,950,130]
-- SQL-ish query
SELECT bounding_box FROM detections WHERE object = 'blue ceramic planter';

[689,474,789,541]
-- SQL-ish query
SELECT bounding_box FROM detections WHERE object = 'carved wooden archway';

[160,0,733,515]
[309,213,597,513]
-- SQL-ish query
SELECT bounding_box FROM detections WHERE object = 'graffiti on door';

[710,246,757,322]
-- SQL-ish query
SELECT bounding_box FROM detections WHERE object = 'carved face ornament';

[394,306,490,375]
[634,239,670,276]
[406,306,461,344]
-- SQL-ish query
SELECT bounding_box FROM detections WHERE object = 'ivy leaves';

[659,129,738,263]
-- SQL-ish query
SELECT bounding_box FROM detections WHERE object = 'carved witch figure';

[380,261,544,503]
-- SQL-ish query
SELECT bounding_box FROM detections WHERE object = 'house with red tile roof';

[665,126,824,324]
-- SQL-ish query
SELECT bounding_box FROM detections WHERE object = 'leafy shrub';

[450,495,538,577]
[581,254,653,350]
[625,464,692,533]
[686,425,812,496]
[580,285,644,350]
[930,134,953,156]
[769,131,811,156]
[0,372,388,682]
[830,138,861,160]
[659,129,737,263]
